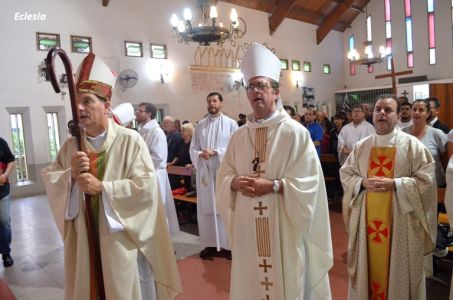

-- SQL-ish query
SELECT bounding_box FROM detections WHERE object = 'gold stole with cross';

[366,146,396,300]
[251,127,276,300]
[87,150,107,300]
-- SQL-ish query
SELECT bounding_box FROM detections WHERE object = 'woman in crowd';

[403,99,448,187]
[169,122,195,195]
[329,113,346,156]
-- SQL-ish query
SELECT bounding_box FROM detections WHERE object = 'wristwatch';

[272,179,280,193]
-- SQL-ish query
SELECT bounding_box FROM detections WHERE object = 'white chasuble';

[217,108,333,300]
[41,120,182,300]
[340,128,437,300]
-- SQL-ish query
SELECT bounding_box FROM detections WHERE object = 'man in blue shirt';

[304,108,324,155]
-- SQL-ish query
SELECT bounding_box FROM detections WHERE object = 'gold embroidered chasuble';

[41,120,182,300]
[340,128,437,300]
[217,109,333,300]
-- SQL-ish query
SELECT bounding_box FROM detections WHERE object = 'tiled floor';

[0,195,451,299]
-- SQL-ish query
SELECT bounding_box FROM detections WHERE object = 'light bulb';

[170,14,179,28]
[230,8,238,23]
[183,8,192,21]
[177,20,185,33]
[210,6,218,19]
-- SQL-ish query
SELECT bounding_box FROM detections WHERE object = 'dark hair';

[413,99,431,114]
[374,94,401,113]
[426,97,440,108]
[283,105,296,117]
[352,104,365,112]
[334,113,346,120]
[207,92,223,102]
[401,101,412,108]
[139,102,157,119]
[238,113,246,119]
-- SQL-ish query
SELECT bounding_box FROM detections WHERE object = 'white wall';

[0,0,344,194]
[343,0,453,89]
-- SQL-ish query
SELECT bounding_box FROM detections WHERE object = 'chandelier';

[347,41,392,67]
[347,5,391,67]
[170,1,246,46]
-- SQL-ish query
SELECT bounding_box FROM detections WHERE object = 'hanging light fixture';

[170,0,246,46]
[347,42,392,66]
[347,6,391,66]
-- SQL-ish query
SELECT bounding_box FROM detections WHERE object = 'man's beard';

[208,107,219,115]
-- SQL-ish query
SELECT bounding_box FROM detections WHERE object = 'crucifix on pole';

[375,57,413,95]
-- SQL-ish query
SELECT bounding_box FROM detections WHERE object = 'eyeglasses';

[135,109,147,113]
[244,82,272,92]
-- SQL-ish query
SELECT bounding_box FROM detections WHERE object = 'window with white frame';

[10,113,28,181]
[46,112,61,161]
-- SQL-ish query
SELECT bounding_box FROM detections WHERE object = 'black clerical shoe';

[2,254,14,267]
[199,247,217,259]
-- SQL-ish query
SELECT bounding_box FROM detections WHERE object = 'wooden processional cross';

[375,57,413,95]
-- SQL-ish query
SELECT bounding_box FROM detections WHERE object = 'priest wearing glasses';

[216,43,333,300]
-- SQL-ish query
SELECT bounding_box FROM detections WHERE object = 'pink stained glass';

[405,0,411,17]
[368,65,374,73]
[385,0,391,21]
[408,52,414,68]
[350,62,356,76]
[428,13,435,48]
[386,39,392,52]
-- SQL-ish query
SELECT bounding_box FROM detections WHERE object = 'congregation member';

[170,122,195,195]
[0,137,15,268]
[397,101,413,129]
[217,43,333,300]
[41,53,182,300]
[304,107,324,155]
[329,113,347,155]
[189,91,237,260]
[237,113,247,127]
[340,94,437,300]
[136,102,180,236]
[403,99,448,187]
[337,104,375,165]
[163,116,183,189]
[427,97,450,134]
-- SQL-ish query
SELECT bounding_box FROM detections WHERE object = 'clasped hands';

[71,151,102,195]
[362,177,395,192]
[199,148,215,160]
[231,176,273,197]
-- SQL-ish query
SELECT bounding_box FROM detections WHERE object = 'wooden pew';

[166,165,197,204]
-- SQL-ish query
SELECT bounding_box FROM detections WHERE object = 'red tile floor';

[175,209,349,299]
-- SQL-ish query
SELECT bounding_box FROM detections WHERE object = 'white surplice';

[41,120,182,300]
[338,120,375,165]
[189,113,238,249]
[340,128,437,300]
[216,109,333,300]
[139,119,180,237]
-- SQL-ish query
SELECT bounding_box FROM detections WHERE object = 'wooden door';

[429,83,453,128]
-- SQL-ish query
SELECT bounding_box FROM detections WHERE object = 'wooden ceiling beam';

[268,0,298,35]
[329,0,363,12]
[288,8,349,29]
[102,0,110,7]
[316,0,353,44]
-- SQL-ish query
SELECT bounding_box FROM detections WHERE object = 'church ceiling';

[220,0,372,44]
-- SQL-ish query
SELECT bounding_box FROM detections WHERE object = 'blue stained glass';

[349,35,355,50]
[406,17,413,52]
[427,0,434,13]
